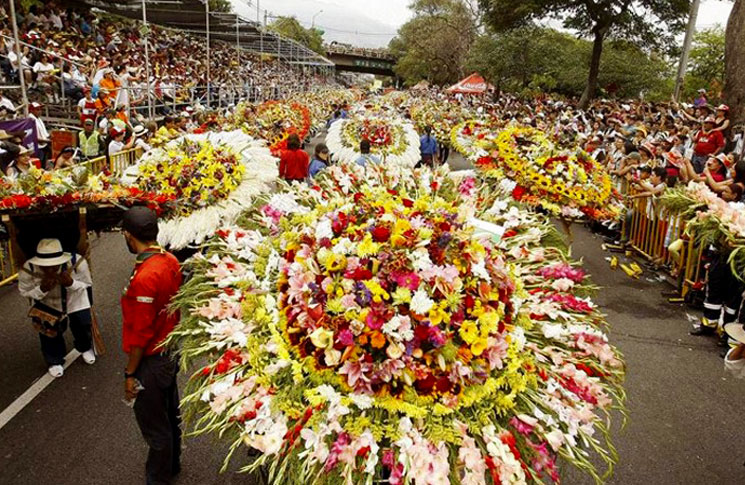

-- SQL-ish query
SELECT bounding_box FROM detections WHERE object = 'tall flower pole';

[9,0,29,117]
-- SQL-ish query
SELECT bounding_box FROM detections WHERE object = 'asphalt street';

[0,146,743,484]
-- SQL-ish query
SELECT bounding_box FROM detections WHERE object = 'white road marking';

[0,349,81,430]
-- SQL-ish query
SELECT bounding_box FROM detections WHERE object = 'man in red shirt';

[278,133,309,182]
[121,207,183,485]
[692,117,725,173]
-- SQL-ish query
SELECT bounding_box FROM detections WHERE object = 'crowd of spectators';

[0,0,326,119]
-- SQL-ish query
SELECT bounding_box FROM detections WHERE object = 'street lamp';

[312,10,323,28]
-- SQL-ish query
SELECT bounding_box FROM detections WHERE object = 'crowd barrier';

[0,147,143,288]
[624,191,705,297]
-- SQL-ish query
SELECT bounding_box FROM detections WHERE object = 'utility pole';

[9,0,29,117]
[141,0,153,119]
[206,0,211,107]
[674,0,701,102]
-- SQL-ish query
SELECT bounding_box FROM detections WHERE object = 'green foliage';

[208,0,232,13]
[466,27,673,100]
[388,0,477,86]
[477,0,689,106]
[683,25,726,101]
[269,16,326,55]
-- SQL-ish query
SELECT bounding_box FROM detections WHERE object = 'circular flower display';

[326,116,420,167]
[479,126,619,220]
[235,100,311,152]
[168,163,624,485]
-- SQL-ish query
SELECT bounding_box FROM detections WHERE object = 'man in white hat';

[18,238,96,378]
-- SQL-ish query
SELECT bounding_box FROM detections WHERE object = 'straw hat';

[28,239,72,267]
[724,323,745,344]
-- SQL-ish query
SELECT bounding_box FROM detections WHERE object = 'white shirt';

[18,254,92,314]
[29,113,49,147]
[134,138,151,152]
[108,139,125,155]
[33,61,55,75]
[0,96,15,112]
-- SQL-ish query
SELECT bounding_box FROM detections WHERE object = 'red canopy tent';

[446,73,491,94]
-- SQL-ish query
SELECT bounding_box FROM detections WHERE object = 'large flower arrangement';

[411,100,472,144]
[0,166,172,214]
[660,181,745,276]
[478,126,619,220]
[326,117,420,167]
[134,139,244,214]
[167,163,624,484]
[126,132,277,249]
[235,100,312,152]
[450,119,500,160]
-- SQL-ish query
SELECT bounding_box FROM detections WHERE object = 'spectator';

[53,146,77,170]
[108,128,134,156]
[0,129,21,174]
[691,117,725,173]
[4,146,38,179]
[355,139,380,167]
[308,143,330,179]
[77,87,98,126]
[28,101,50,166]
[78,118,104,160]
[132,124,152,152]
[278,133,309,182]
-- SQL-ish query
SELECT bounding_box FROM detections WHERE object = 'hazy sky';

[230,0,733,48]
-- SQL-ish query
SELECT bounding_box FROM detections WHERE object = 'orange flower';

[358,334,369,346]
[370,331,386,349]
[457,346,473,363]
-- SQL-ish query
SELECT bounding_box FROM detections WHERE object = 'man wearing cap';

[28,102,51,166]
[691,117,725,174]
[121,207,183,485]
[78,118,105,160]
[18,238,96,378]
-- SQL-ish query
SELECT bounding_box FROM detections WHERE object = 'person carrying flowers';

[18,238,96,378]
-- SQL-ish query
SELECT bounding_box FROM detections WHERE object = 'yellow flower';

[357,233,380,257]
[471,337,488,356]
[309,327,334,349]
[478,311,499,335]
[459,320,478,344]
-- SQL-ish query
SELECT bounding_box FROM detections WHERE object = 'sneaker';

[48,365,64,378]
[82,350,96,365]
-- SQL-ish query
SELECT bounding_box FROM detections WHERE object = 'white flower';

[541,323,565,340]
[324,348,342,366]
[410,289,434,315]
[315,218,334,241]
[551,277,575,292]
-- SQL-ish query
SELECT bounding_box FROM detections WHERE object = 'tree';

[389,0,477,86]
[268,16,325,55]
[467,27,671,100]
[685,26,725,100]
[208,0,232,13]
[478,0,689,108]
[725,0,745,124]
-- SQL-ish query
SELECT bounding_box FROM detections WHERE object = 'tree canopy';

[478,0,690,107]
[268,16,325,55]
[389,0,477,86]
[467,26,672,100]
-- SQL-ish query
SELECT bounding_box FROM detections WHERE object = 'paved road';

[1,154,743,484]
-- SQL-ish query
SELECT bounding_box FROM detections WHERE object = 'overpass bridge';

[325,45,397,77]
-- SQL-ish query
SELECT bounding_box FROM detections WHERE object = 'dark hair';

[287,133,301,150]
[639,166,652,174]
[729,183,744,201]
[652,167,667,180]
[314,143,329,158]
[360,139,371,154]
[732,159,745,186]
[163,115,174,124]
[624,141,637,155]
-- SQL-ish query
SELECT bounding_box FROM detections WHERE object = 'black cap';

[123,206,158,242]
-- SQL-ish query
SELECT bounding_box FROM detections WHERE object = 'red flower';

[414,374,436,395]
[402,198,414,208]
[512,185,527,200]
[353,192,364,203]
[371,226,391,242]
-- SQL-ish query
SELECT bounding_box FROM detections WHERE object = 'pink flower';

[337,328,355,346]
[510,416,535,436]
[391,272,421,291]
